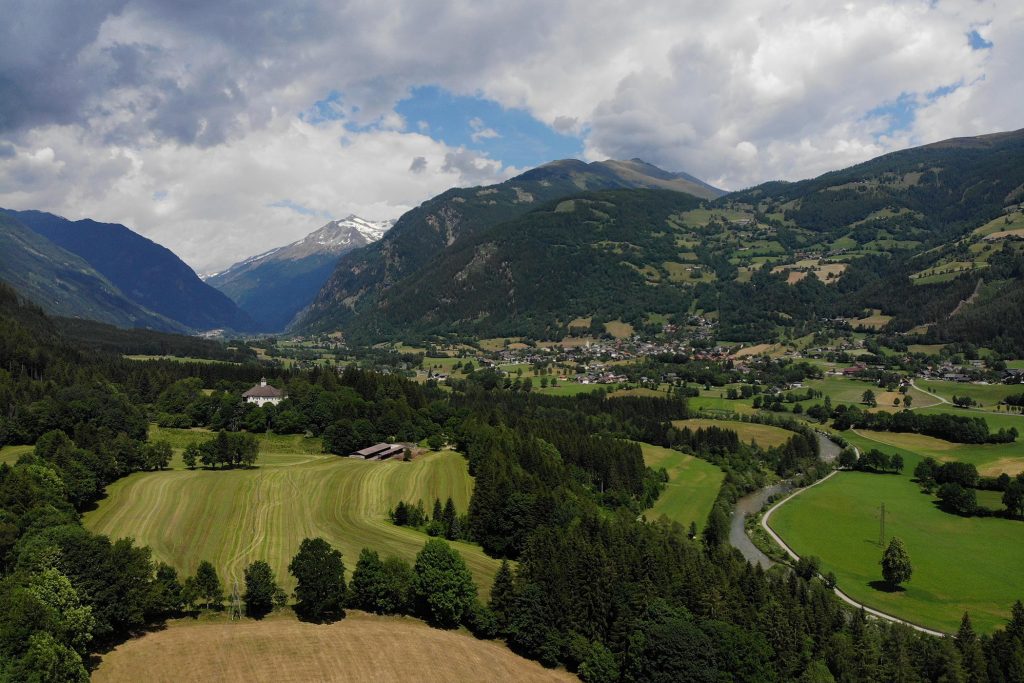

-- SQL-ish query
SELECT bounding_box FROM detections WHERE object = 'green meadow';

[770,470,1024,633]
[641,443,724,530]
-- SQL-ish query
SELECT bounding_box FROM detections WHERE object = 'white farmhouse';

[243,377,285,406]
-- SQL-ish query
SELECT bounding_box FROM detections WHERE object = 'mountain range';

[205,215,393,331]
[297,158,725,333]
[0,212,181,331]
[3,132,1022,352]
[296,129,1024,353]
[0,209,256,333]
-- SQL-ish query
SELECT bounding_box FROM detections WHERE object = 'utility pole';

[230,577,242,620]
[879,502,886,548]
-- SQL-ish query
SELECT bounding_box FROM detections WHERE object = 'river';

[727,432,841,568]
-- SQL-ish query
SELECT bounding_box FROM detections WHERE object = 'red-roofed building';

[243,377,285,406]
[842,363,867,376]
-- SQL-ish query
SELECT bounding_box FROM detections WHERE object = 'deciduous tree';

[289,537,346,622]
[412,539,477,628]
[243,560,285,619]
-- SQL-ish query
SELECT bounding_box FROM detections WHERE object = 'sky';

[0,1,1020,273]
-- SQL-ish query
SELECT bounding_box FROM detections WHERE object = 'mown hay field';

[93,611,575,683]
[641,444,723,529]
[672,418,796,448]
[83,448,499,597]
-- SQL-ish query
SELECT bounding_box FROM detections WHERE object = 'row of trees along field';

[4,282,1024,680]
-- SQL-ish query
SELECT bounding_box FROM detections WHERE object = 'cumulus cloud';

[0,0,1020,268]
[0,118,515,271]
[469,117,501,143]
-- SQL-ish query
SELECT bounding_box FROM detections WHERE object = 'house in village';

[243,377,285,406]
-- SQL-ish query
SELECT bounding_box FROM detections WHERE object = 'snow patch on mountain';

[203,215,394,279]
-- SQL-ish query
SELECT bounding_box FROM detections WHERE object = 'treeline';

[448,370,1024,680]
[832,404,1018,444]
[391,497,467,541]
[183,430,260,469]
[53,316,257,362]
[915,457,1024,519]
[839,448,905,474]
[152,366,447,450]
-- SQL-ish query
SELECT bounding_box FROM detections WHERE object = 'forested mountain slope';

[3,209,257,332]
[305,130,1024,351]
[297,159,722,333]
[343,190,704,341]
[0,213,183,332]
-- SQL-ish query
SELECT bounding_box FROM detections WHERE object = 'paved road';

[728,433,840,569]
[760,472,947,637]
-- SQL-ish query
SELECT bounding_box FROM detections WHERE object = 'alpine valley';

[205,216,394,332]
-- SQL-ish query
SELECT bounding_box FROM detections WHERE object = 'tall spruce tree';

[880,537,912,589]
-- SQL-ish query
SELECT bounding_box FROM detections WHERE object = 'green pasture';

[148,425,325,468]
[0,445,33,466]
[770,470,1024,633]
[536,381,612,397]
[672,418,795,448]
[915,380,1024,410]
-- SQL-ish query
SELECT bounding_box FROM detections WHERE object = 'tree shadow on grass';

[868,580,906,593]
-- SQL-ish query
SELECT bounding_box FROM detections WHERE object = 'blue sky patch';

[865,81,962,138]
[395,86,583,168]
[967,29,993,50]
[268,199,329,219]
[301,86,583,169]
[865,92,918,136]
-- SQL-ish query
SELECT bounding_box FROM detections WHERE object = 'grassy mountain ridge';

[723,127,1024,248]
[297,159,722,333]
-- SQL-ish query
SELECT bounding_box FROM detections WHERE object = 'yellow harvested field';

[813,262,848,281]
[771,261,847,285]
[869,391,912,413]
[785,270,808,284]
[672,419,795,448]
[84,451,499,597]
[567,316,592,328]
[984,228,1024,241]
[603,320,634,339]
[93,612,575,683]
[731,343,778,358]
[980,457,1024,477]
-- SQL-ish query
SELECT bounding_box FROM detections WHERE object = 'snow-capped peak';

[205,215,395,282]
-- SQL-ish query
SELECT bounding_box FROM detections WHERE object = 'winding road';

[728,433,840,569]
[730,430,948,636]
